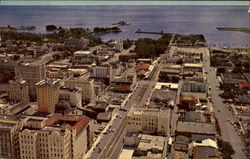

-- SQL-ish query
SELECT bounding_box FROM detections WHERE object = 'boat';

[112,21,130,26]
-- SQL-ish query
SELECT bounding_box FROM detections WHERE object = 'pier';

[135,30,164,35]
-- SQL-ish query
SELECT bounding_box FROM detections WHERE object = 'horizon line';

[0,1,248,6]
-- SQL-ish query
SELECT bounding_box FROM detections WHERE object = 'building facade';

[72,51,94,64]
[19,115,92,159]
[36,79,60,113]
[59,87,82,108]
[127,107,171,136]
[8,78,29,105]
[91,66,112,79]
[0,115,24,159]
[182,80,206,93]
[15,62,46,100]
[65,76,95,103]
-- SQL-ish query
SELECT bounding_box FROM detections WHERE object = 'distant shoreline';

[217,27,250,33]
[0,1,248,6]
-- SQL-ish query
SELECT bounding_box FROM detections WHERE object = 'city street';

[203,48,246,159]
[86,60,161,159]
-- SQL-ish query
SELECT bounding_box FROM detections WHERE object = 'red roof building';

[45,114,90,135]
[239,82,250,89]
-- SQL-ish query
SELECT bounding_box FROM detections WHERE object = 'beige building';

[73,50,94,64]
[182,80,206,93]
[0,101,28,115]
[0,114,24,159]
[9,78,29,105]
[65,37,89,50]
[112,41,123,52]
[91,65,112,79]
[36,79,60,113]
[19,114,92,159]
[15,61,46,100]
[65,76,95,103]
[0,78,31,115]
[60,87,82,108]
[127,107,171,136]
[123,133,167,159]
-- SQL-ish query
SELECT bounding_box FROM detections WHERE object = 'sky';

[0,1,249,6]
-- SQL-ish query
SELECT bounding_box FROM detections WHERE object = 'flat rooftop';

[138,134,165,151]
[160,68,181,74]
[118,149,134,159]
[222,73,245,80]
[0,114,23,129]
[176,121,216,135]
[36,78,60,86]
[155,82,179,90]
[74,50,92,55]
[183,63,203,68]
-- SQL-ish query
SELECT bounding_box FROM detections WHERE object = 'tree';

[46,25,57,31]
[135,34,172,58]
[217,138,235,159]
[87,36,103,47]
[123,39,132,49]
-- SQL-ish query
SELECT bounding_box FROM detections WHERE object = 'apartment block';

[19,114,92,159]
[36,79,60,113]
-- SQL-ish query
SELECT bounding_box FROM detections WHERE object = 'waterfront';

[0,5,249,47]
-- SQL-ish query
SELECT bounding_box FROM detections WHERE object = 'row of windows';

[21,150,35,155]
[21,145,34,149]
[145,126,157,131]
[0,133,10,137]
[40,153,49,158]
[145,118,157,122]
[128,122,141,125]
[130,117,141,121]
[22,156,35,159]
[20,140,33,144]
[40,143,48,147]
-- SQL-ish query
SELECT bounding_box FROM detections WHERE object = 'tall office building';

[15,61,46,100]
[36,79,60,113]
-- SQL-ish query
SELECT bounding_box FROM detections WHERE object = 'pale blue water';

[0,5,249,47]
